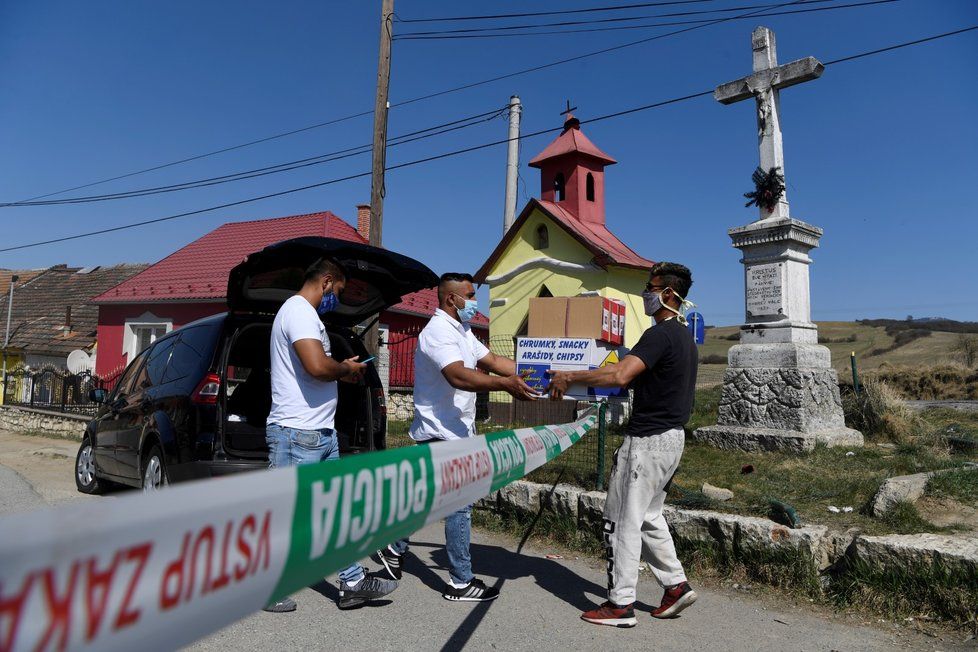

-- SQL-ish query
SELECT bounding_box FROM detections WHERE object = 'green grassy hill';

[697,321,970,388]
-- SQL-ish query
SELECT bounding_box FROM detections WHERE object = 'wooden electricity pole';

[365,0,393,357]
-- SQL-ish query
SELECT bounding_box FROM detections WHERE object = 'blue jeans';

[266,424,365,585]
[391,440,473,586]
[393,506,472,586]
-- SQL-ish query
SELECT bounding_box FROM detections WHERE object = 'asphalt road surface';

[0,429,970,651]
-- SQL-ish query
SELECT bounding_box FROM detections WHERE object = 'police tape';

[0,410,597,652]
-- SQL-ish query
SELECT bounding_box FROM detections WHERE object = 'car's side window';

[163,326,218,385]
[111,350,149,401]
[143,337,176,388]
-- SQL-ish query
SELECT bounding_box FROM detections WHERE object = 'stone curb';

[483,480,978,582]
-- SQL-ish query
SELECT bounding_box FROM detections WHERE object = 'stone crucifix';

[715,27,824,221]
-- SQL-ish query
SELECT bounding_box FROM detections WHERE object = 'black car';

[75,237,437,493]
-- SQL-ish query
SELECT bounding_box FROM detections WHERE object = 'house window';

[123,312,173,363]
[536,224,549,250]
[135,325,167,355]
[586,173,595,201]
[554,173,566,201]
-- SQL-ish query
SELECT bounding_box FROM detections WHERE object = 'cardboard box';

[528,296,625,345]
[515,337,627,400]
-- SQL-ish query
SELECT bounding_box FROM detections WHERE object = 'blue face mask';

[455,297,478,323]
[318,290,339,315]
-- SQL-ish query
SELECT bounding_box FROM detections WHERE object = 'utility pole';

[1,275,18,403]
[366,0,394,357]
[502,95,522,234]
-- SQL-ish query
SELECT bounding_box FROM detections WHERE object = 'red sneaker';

[651,582,698,619]
[581,601,637,628]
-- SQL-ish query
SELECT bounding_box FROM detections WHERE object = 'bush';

[842,378,926,443]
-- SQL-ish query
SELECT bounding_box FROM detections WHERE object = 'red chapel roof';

[528,116,617,168]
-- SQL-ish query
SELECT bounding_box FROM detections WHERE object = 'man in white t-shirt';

[378,273,537,603]
[263,258,397,612]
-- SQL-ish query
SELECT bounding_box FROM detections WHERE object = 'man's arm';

[476,351,516,377]
[547,355,646,400]
[441,362,537,400]
[293,339,366,382]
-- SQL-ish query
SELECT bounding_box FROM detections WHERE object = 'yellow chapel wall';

[485,207,653,349]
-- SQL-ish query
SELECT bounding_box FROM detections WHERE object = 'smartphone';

[360,356,376,364]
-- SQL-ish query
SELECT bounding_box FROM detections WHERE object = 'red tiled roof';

[528,116,617,168]
[388,290,489,328]
[92,210,487,324]
[94,212,363,302]
[474,199,654,283]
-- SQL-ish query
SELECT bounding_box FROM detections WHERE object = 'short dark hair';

[304,257,347,284]
[439,272,473,284]
[438,272,473,304]
[649,262,692,298]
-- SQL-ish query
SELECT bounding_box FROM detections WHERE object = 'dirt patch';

[916,496,978,533]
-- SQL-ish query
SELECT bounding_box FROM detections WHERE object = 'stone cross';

[715,27,824,221]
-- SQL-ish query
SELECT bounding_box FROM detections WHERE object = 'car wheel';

[142,445,168,492]
[75,435,103,495]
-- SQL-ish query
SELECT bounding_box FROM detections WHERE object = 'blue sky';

[1,0,976,324]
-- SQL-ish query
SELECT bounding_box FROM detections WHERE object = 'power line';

[1,107,508,207]
[395,0,717,23]
[16,0,806,203]
[395,0,836,37]
[3,24,972,255]
[395,0,897,40]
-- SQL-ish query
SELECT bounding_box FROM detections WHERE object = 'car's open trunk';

[221,322,376,459]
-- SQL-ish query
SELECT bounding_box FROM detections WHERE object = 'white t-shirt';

[410,309,490,441]
[267,295,337,431]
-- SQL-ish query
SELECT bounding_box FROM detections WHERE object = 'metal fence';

[1,367,124,415]
[386,326,491,389]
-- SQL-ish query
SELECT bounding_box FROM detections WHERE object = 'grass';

[927,469,978,504]
[386,382,978,533]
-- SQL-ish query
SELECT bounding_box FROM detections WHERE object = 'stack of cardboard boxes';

[516,296,628,400]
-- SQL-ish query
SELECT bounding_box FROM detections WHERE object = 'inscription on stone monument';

[746,262,783,317]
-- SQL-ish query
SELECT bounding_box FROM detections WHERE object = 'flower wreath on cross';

[744,166,785,213]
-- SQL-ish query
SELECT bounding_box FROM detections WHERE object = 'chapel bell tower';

[528,108,617,226]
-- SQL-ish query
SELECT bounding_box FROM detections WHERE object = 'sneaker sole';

[442,593,499,602]
[581,615,637,628]
[652,590,698,619]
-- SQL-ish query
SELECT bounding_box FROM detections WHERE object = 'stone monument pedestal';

[693,218,863,453]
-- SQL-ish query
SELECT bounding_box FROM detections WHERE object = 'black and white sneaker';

[337,575,398,610]
[376,545,403,581]
[442,578,499,602]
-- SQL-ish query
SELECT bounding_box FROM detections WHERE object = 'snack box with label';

[527,296,625,346]
[515,336,628,400]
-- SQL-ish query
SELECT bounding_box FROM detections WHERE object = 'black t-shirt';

[625,318,698,436]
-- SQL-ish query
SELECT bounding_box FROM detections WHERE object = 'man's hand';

[546,370,572,400]
[341,356,367,383]
[500,374,539,401]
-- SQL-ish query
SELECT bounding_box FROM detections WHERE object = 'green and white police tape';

[0,410,597,652]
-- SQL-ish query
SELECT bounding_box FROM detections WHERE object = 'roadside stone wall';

[387,390,415,422]
[0,405,88,440]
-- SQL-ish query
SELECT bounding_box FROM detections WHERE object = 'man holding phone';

[263,258,398,612]
[379,272,537,602]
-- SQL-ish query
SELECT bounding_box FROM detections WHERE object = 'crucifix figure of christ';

[715,26,823,221]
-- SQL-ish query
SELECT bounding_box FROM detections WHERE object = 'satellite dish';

[66,350,92,374]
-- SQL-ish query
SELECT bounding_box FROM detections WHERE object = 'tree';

[954,333,978,368]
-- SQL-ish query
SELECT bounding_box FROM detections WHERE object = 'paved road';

[0,429,971,651]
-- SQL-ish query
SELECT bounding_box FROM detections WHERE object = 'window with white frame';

[123,313,173,363]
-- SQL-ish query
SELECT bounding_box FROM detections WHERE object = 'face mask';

[455,297,478,323]
[642,290,662,317]
[644,287,696,325]
[318,289,339,315]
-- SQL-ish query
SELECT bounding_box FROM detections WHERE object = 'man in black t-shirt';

[548,262,698,628]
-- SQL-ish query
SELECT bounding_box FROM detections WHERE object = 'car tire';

[141,444,168,492]
[75,435,103,495]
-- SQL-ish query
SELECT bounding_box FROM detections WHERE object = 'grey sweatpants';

[603,429,687,606]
